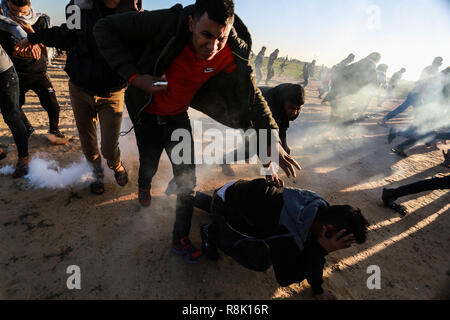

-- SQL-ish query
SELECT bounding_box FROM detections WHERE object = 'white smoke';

[25,156,93,189]
[0,165,15,175]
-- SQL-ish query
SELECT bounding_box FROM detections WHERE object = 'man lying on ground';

[195,178,369,300]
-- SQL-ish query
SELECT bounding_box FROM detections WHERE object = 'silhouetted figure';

[254,46,266,84]
[265,48,279,85]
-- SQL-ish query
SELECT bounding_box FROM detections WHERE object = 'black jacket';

[0,15,48,75]
[260,84,300,141]
[27,0,140,95]
[93,4,279,131]
[221,179,328,294]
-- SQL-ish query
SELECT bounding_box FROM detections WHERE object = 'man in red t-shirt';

[94,0,301,263]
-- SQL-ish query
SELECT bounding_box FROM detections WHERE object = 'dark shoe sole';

[90,182,105,195]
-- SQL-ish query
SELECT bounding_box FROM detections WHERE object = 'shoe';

[392,147,407,158]
[49,129,65,138]
[388,128,397,144]
[90,166,104,195]
[12,156,30,179]
[221,164,236,177]
[200,224,219,260]
[165,178,178,196]
[0,148,7,161]
[382,189,407,216]
[114,163,128,187]
[26,126,35,138]
[171,237,202,263]
[138,188,151,207]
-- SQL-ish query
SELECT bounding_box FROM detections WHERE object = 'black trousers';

[392,175,450,199]
[0,67,29,158]
[206,192,272,272]
[134,111,196,241]
[18,72,60,131]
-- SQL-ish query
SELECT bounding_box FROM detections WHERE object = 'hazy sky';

[32,0,450,80]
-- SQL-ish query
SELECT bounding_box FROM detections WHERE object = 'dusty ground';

[0,57,449,300]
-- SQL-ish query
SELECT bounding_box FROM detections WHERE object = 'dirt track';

[0,56,449,300]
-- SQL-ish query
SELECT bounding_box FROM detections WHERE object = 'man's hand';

[314,290,337,300]
[266,174,284,188]
[15,38,31,51]
[317,227,356,253]
[282,142,291,155]
[29,44,42,60]
[131,74,168,94]
[278,142,301,178]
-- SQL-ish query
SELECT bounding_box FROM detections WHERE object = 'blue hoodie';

[279,188,329,251]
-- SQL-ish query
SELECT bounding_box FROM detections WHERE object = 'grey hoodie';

[279,188,329,251]
[0,14,26,73]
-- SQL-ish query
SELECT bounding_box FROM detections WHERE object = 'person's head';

[310,205,369,245]
[261,46,266,53]
[433,56,443,67]
[368,52,381,64]
[6,0,31,17]
[311,59,316,65]
[281,84,305,120]
[189,0,235,61]
[377,64,388,72]
[102,0,120,9]
[275,49,279,54]
[346,53,355,63]
[400,68,406,73]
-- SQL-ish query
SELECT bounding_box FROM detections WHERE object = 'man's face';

[7,1,31,17]
[103,0,120,9]
[284,101,302,120]
[189,12,233,61]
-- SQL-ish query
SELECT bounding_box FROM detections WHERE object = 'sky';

[32,0,450,80]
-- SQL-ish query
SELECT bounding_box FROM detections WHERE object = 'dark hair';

[8,0,30,6]
[193,0,235,25]
[281,84,305,106]
[316,205,369,244]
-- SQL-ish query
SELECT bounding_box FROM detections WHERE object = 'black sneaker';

[200,224,219,260]
[90,166,104,195]
[382,189,407,216]
[49,129,65,138]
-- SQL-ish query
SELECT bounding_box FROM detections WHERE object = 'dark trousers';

[396,128,450,151]
[392,176,450,199]
[135,111,196,241]
[383,91,420,122]
[18,72,60,131]
[206,192,272,272]
[0,67,29,158]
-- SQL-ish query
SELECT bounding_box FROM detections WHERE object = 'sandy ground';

[0,56,449,300]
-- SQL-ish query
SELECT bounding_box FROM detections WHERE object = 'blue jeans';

[383,91,420,121]
[0,67,28,158]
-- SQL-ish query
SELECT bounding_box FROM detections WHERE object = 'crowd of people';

[0,0,448,300]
